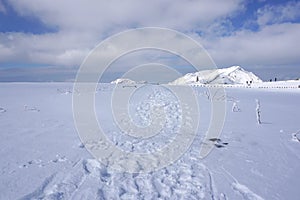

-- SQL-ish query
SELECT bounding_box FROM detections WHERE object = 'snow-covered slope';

[170,66,263,85]
[111,78,147,84]
[111,78,137,84]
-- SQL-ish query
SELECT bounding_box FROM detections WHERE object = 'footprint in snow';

[57,88,72,94]
[78,142,85,148]
[209,138,229,148]
[18,155,68,169]
[0,107,6,113]
[51,155,67,163]
[292,130,300,143]
[24,105,40,112]
[18,159,43,168]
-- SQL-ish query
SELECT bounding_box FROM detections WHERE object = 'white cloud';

[1,0,300,82]
[0,0,243,68]
[8,0,243,32]
[0,0,6,14]
[257,1,300,26]
[204,23,300,68]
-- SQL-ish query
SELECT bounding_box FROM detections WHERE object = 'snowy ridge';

[170,66,263,85]
[111,78,137,84]
[111,78,147,85]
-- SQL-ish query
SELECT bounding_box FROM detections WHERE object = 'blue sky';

[0,0,299,82]
[0,1,56,34]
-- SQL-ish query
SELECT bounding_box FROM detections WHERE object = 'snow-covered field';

[0,82,300,199]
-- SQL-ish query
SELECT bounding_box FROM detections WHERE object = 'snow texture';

[0,82,300,199]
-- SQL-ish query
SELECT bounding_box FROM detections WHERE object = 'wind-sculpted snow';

[0,83,300,199]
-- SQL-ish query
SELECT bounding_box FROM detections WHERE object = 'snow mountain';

[170,66,263,85]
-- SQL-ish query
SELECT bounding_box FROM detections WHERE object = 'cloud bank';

[0,0,299,81]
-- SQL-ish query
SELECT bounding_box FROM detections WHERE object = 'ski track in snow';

[232,183,264,200]
[221,167,265,200]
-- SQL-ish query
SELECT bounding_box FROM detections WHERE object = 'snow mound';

[111,78,147,85]
[170,66,262,85]
[111,78,137,84]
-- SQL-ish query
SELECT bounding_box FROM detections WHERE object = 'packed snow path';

[0,83,300,199]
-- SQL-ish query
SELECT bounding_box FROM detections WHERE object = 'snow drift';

[111,78,137,84]
[170,66,263,85]
[111,78,147,85]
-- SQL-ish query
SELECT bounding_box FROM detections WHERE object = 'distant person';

[275,78,277,82]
